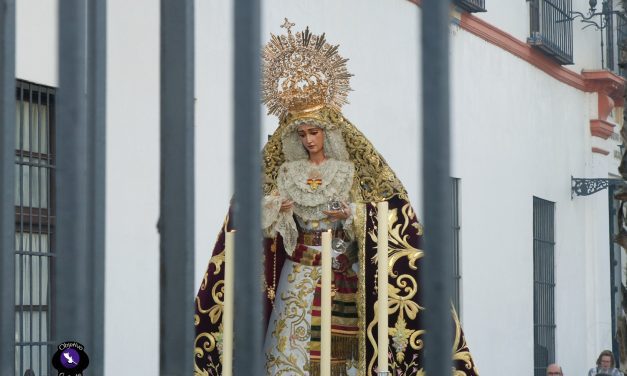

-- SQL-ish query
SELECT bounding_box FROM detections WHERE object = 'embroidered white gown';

[261,158,357,375]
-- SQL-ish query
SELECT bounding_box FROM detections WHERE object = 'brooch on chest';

[306,168,323,191]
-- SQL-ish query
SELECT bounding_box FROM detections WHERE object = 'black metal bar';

[56,0,90,352]
[233,0,262,375]
[0,1,16,375]
[45,87,53,373]
[35,86,42,375]
[35,83,44,376]
[533,197,556,373]
[159,1,195,374]
[87,0,107,373]
[18,82,25,375]
[421,0,453,374]
[572,177,626,197]
[451,178,461,314]
[28,80,34,372]
[453,0,486,13]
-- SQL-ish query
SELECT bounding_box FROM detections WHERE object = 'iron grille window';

[528,0,574,65]
[14,80,56,376]
[452,178,462,315]
[454,0,486,13]
[533,197,556,376]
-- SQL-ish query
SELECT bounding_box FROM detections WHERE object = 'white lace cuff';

[262,195,298,255]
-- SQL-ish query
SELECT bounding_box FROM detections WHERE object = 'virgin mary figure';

[194,20,479,376]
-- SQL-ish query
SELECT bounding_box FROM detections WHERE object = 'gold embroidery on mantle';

[452,308,479,375]
[366,202,425,374]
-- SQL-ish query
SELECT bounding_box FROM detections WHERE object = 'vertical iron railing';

[453,0,486,13]
[0,1,16,375]
[56,0,106,369]
[87,0,107,373]
[528,0,574,65]
[452,178,461,315]
[233,0,263,374]
[533,197,556,376]
[57,0,89,356]
[422,0,454,374]
[159,1,195,375]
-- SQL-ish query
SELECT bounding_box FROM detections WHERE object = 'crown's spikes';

[262,20,352,119]
[324,45,340,58]
[315,33,327,50]
[302,27,312,47]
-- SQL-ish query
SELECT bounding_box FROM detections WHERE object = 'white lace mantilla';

[262,158,355,254]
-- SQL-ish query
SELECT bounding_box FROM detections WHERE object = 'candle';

[377,201,389,375]
[321,229,332,376]
[223,231,235,376]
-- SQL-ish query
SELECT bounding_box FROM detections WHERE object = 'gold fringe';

[309,360,350,376]
[331,334,359,361]
[309,336,357,376]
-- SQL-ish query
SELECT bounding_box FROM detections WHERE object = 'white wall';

[194,0,235,288]
[452,25,615,374]
[105,0,160,374]
[16,0,58,86]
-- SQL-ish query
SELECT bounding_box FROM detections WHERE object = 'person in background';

[546,363,563,376]
[588,350,623,376]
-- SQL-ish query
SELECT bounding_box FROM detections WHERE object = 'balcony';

[454,0,486,13]
[528,0,574,65]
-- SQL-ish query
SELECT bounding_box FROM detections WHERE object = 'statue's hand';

[323,202,350,221]
[280,199,293,213]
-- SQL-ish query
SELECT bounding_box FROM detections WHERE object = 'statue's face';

[297,124,324,156]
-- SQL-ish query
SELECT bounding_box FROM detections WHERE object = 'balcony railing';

[454,0,486,13]
[528,0,574,65]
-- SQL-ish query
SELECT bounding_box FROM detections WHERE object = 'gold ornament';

[262,18,353,119]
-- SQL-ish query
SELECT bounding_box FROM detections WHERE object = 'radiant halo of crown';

[262,19,353,119]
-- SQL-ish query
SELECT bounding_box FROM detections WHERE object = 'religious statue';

[194,19,479,376]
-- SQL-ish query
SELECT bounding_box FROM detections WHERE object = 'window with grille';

[528,0,574,65]
[533,197,556,376]
[14,80,55,376]
[453,0,486,13]
[452,178,462,315]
